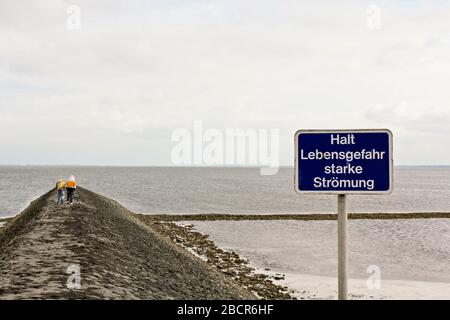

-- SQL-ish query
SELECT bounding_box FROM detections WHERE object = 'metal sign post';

[337,194,347,300]
[294,129,393,300]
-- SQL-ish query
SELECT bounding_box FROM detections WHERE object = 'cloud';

[1,0,450,165]
[367,101,450,135]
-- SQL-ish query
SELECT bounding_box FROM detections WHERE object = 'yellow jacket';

[56,181,65,190]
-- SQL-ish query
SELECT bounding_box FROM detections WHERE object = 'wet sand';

[186,219,450,300]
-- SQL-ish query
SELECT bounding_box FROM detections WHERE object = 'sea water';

[1,166,448,298]
[0,166,449,217]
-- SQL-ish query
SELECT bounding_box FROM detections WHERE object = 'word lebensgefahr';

[300,148,386,162]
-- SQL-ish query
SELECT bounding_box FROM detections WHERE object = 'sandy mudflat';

[250,269,450,300]
[187,219,450,300]
[0,188,254,300]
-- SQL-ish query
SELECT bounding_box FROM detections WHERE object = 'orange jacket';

[66,180,77,189]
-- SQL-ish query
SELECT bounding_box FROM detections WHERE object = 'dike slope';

[0,188,254,300]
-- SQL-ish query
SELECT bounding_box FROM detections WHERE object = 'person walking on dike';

[66,175,77,205]
[56,178,66,204]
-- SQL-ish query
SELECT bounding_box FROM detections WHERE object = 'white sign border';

[294,129,394,195]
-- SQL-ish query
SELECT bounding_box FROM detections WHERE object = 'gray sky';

[1,0,450,166]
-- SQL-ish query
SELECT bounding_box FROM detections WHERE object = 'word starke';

[324,163,363,174]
